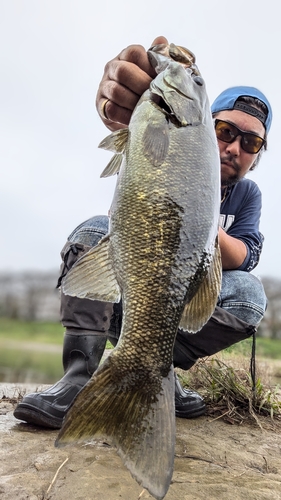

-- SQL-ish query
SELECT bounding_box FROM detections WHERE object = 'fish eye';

[193,76,204,86]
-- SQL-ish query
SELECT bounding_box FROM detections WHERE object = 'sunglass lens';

[242,135,264,154]
[215,121,236,143]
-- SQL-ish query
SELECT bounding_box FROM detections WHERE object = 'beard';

[220,155,242,188]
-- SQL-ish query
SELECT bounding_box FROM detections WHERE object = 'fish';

[55,43,222,500]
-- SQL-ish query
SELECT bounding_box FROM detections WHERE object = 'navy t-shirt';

[220,178,263,272]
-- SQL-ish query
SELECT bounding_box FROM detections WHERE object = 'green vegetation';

[0,318,114,348]
[225,335,281,359]
[0,317,64,344]
[0,318,113,384]
[0,347,63,384]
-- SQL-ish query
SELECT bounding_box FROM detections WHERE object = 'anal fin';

[180,240,222,333]
[62,237,121,303]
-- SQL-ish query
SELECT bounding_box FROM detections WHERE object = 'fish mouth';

[150,92,183,126]
[150,66,204,127]
[151,93,172,114]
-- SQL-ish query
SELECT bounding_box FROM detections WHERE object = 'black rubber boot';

[172,306,256,418]
[14,224,114,429]
[174,374,206,418]
[13,329,107,429]
[173,306,256,371]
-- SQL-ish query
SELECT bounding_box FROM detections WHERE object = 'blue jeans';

[68,215,110,248]
[67,215,266,327]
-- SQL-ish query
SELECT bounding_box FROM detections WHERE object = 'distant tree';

[0,271,60,321]
[3,293,20,319]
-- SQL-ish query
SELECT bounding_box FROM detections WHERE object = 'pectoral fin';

[99,128,129,177]
[179,241,222,333]
[143,117,170,167]
[100,153,123,177]
[99,128,129,153]
[62,237,121,303]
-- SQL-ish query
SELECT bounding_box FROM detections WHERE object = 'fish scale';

[56,43,222,500]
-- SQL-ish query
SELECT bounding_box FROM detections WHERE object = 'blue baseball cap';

[211,86,272,133]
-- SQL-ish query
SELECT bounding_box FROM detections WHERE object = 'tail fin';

[55,354,175,500]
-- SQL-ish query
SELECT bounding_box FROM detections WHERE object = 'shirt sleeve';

[221,181,264,272]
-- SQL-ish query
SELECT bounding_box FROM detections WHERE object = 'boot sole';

[14,400,205,427]
[14,404,63,429]
[175,403,206,419]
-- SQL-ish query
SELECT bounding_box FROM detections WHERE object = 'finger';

[100,79,141,112]
[101,99,132,130]
[106,60,153,100]
[117,43,156,78]
[150,35,169,47]
[96,57,153,129]
[117,37,169,75]
[96,79,136,130]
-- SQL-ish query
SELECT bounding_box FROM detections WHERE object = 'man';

[14,36,272,428]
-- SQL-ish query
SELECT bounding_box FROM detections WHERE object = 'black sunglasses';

[214,119,266,154]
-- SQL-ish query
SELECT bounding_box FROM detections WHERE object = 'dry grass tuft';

[177,355,281,427]
[0,386,29,405]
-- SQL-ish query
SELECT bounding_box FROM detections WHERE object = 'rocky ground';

[1,378,281,500]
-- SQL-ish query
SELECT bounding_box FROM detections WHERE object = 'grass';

[0,348,63,384]
[224,335,281,360]
[0,317,64,344]
[178,355,281,427]
[0,317,113,348]
[0,317,113,384]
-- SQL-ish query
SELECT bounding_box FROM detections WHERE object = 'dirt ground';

[1,379,281,500]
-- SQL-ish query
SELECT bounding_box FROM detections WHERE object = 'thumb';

[150,35,169,47]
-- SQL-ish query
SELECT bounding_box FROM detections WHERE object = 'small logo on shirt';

[219,214,235,232]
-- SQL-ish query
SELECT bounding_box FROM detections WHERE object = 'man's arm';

[219,180,264,272]
[218,227,247,270]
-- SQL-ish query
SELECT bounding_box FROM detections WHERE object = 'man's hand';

[95,36,168,131]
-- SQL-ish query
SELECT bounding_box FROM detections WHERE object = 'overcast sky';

[1,0,280,281]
